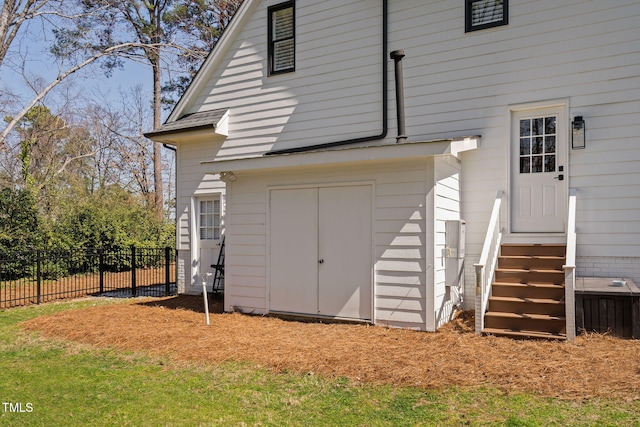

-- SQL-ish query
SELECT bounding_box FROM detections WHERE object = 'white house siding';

[223,157,462,330]
[174,137,227,294]
[189,0,384,159]
[386,0,640,307]
[433,156,462,329]
[173,0,640,307]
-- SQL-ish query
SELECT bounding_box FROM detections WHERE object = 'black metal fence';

[0,247,177,309]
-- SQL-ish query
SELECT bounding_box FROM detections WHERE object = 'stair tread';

[493,281,565,288]
[483,327,567,340]
[501,244,566,247]
[489,296,564,305]
[496,268,564,273]
[485,311,565,321]
[499,255,565,259]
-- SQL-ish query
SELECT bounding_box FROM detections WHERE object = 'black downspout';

[390,49,407,143]
[265,0,389,156]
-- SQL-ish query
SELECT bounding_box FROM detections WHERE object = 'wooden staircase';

[483,244,567,340]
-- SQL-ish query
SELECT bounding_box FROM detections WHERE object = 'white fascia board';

[201,137,480,174]
[147,128,224,145]
[167,0,260,122]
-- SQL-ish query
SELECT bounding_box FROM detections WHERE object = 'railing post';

[165,247,171,296]
[131,246,137,297]
[36,250,42,305]
[564,188,578,342]
[474,264,484,335]
[99,248,105,294]
[474,191,504,336]
[564,267,576,341]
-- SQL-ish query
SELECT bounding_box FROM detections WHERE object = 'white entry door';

[196,196,222,286]
[269,185,372,320]
[511,107,567,233]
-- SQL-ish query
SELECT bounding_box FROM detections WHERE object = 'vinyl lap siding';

[190,0,384,160]
[175,139,226,292]
[374,163,430,330]
[387,1,640,294]
[225,160,442,329]
[433,157,462,329]
[224,185,268,312]
[175,0,640,306]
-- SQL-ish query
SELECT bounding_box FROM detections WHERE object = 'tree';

[0,187,41,255]
[0,0,53,68]
[1,0,243,228]
[57,1,244,218]
[60,0,176,219]
[162,0,243,106]
[11,105,94,206]
[56,185,174,249]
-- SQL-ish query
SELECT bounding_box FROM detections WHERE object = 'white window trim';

[268,0,295,75]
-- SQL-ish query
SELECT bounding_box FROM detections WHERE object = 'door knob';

[318,259,324,264]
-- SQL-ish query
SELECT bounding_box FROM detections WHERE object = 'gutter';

[265,0,389,156]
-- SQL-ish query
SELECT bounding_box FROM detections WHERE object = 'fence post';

[99,248,105,294]
[164,247,171,296]
[36,250,42,305]
[131,246,137,297]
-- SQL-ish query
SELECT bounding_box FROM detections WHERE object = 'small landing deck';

[575,277,640,339]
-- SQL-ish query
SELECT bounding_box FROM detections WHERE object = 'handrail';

[564,188,577,341]
[474,191,504,335]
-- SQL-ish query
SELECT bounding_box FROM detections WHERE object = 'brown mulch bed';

[21,295,640,400]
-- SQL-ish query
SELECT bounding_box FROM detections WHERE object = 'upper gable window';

[465,0,508,32]
[268,1,295,75]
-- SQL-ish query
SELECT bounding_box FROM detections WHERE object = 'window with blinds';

[268,1,295,74]
[465,0,508,32]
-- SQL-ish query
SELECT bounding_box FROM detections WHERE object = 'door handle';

[554,174,564,181]
[318,259,324,264]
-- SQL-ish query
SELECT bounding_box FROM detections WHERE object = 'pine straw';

[21,295,640,401]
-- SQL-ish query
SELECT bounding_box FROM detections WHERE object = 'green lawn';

[1,299,638,426]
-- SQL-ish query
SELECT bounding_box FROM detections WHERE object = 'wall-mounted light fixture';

[572,116,585,149]
[220,171,236,183]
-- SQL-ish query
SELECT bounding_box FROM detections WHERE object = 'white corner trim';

[449,136,481,158]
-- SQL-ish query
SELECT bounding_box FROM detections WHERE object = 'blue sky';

[1,22,153,116]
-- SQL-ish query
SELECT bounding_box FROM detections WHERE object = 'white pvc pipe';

[202,280,210,325]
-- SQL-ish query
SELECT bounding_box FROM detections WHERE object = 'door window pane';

[520,137,530,155]
[544,155,556,173]
[518,115,557,174]
[199,198,220,240]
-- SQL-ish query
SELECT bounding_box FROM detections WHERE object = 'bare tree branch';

[0,41,170,147]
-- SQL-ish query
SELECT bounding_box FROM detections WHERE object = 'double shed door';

[269,185,372,320]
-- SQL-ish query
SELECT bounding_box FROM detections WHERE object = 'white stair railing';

[564,188,577,342]
[474,191,504,335]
